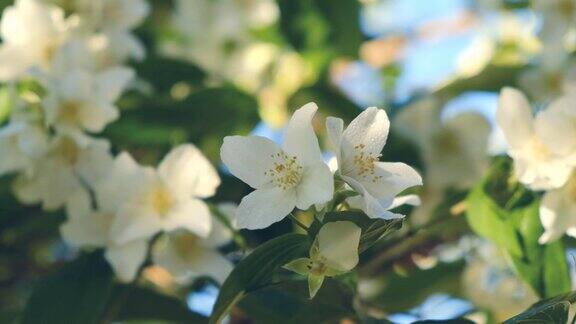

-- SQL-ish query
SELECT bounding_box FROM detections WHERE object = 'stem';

[288,213,309,232]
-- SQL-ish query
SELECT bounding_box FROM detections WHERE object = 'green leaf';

[112,285,208,323]
[210,233,310,324]
[465,184,523,256]
[504,291,576,323]
[134,56,207,92]
[107,87,259,160]
[21,252,114,324]
[467,160,571,298]
[238,279,356,323]
[412,320,475,324]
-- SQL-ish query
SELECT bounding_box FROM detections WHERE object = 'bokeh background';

[1,0,574,323]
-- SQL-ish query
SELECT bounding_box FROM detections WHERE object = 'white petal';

[496,87,534,150]
[389,194,421,209]
[205,205,235,247]
[282,102,323,165]
[78,101,119,133]
[75,139,113,187]
[164,198,212,238]
[220,135,280,188]
[94,152,147,213]
[535,97,576,157]
[341,107,390,162]
[152,233,233,284]
[95,67,134,102]
[318,221,361,272]
[342,175,392,219]
[60,212,110,248]
[235,187,296,230]
[111,203,163,245]
[295,162,334,210]
[159,144,220,199]
[105,240,148,282]
[326,116,344,166]
[539,188,576,243]
[368,162,422,199]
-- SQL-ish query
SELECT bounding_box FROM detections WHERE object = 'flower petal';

[152,233,233,284]
[235,187,296,230]
[318,221,361,272]
[295,161,334,210]
[220,135,280,188]
[366,162,423,199]
[105,240,148,282]
[164,198,212,238]
[282,102,323,165]
[326,116,344,166]
[159,144,220,199]
[284,258,312,276]
[539,188,576,243]
[341,107,390,162]
[496,87,534,150]
[111,203,163,245]
[308,274,325,298]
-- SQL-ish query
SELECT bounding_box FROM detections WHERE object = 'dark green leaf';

[504,291,576,323]
[238,279,356,324]
[135,56,207,92]
[210,233,310,324]
[21,252,114,324]
[112,285,207,323]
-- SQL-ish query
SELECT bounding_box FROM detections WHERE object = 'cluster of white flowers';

[221,102,422,296]
[0,0,234,284]
[519,0,576,102]
[163,0,309,127]
[497,87,576,244]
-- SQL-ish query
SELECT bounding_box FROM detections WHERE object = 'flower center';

[264,151,303,190]
[307,258,328,276]
[58,101,82,124]
[530,137,552,161]
[151,185,174,215]
[352,143,383,183]
[52,136,80,165]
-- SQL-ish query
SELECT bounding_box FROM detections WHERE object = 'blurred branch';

[359,214,469,277]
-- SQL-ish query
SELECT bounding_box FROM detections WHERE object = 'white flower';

[42,67,133,134]
[152,215,234,284]
[0,0,73,80]
[13,135,113,210]
[61,152,149,282]
[285,221,361,298]
[110,144,220,245]
[75,0,150,32]
[497,87,576,190]
[326,107,422,219]
[395,98,491,191]
[220,103,334,230]
[539,174,576,244]
[0,120,47,176]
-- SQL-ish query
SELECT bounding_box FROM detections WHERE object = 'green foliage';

[277,0,364,72]
[238,279,356,323]
[107,86,260,160]
[112,285,208,323]
[504,291,576,323]
[466,160,571,298]
[21,252,115,324]
[209,233,311,324]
